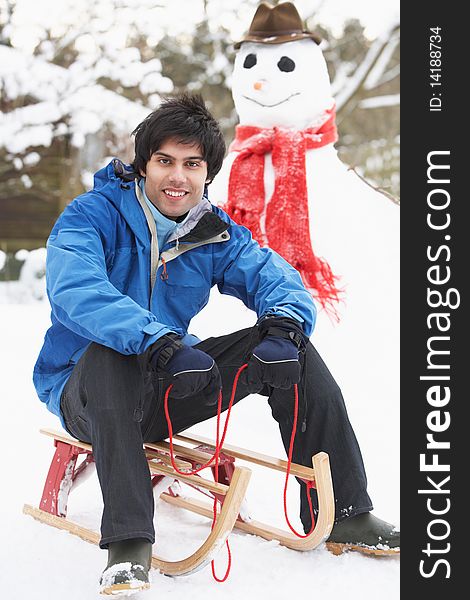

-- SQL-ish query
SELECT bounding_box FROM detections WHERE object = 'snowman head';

[232,38,334,130]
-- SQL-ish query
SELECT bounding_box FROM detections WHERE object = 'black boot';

[326,513,400,556]
[99,538,152,595]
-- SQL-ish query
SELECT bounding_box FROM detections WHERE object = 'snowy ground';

[0,285,399,599]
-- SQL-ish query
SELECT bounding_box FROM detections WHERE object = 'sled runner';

[170,430,335,551]
[23,427,335,575]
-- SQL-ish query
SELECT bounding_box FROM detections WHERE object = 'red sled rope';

[163,363,315,582]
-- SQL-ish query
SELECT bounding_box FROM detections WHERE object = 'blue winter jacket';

[33,160,316,426]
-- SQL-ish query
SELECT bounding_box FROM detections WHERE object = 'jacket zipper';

[134,180,230,305]
[134,181,160,307]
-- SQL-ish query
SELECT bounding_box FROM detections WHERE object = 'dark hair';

[131,93,226,184]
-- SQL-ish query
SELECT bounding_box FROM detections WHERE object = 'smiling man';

[34,94,399,595]
[139,141,206,218]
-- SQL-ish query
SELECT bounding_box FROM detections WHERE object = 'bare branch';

[364,34,399,90]
[347,166,400,205]
[374,63,400,88]
[335,23,400,114]
[359,94,400,109]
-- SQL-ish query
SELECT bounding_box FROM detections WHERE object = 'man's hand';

[244,317,307,393]
[245,334,301,393]
[150,334,221,401]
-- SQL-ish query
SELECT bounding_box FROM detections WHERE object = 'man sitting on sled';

[33,93,399,594]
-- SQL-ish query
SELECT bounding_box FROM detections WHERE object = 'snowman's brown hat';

[233,2,321,50]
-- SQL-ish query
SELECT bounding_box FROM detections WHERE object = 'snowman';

[194,2,400,488]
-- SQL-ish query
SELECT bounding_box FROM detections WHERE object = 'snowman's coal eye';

[277,56,295,72]
[243,54,257,69]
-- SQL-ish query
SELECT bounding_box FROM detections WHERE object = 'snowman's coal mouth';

[242,92,301,108]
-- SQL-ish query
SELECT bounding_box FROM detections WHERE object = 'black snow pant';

[60,326,373,548]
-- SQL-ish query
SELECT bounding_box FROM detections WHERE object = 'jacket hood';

[90,160,151,246]
[92,159,138,200]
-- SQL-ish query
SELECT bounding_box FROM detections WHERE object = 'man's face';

[140,139,208,219]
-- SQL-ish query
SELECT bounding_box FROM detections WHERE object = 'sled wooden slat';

[143,450,192,471]
[145,439,227,465]
[174,431,316,481]
[41,427,93,451]
[147,461,229,495]
[40,427,192,471]
[23,464,251,576]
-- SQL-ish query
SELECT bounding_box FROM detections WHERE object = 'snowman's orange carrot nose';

[253,81,264,91]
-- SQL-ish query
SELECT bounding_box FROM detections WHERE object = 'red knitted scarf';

[224,107,342,319]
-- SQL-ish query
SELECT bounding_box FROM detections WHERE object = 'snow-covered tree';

[0,0,175,250]
[0,0,399,256]
[0,0,173,179]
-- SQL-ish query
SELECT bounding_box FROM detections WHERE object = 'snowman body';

[193,39,399,455]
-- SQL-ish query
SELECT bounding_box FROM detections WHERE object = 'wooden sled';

[23,427,335,576]
[23,428,251,576]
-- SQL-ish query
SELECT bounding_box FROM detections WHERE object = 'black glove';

[149,334,221,401]
[244,317,307,393]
